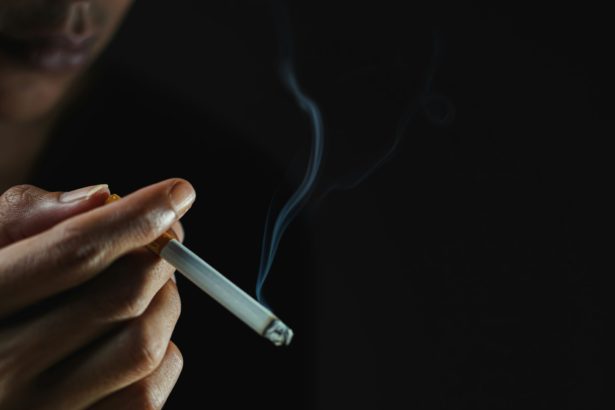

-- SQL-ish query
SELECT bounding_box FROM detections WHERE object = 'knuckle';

[0,185,36,209]
[0,185,37,240]
[114,279,151,320]
[168,342,184,372]
[92,278,151,322]
[124,204,171,245]
[93,255,169,322]
[128,215,157,244]
[132,381,164,410]
[128,323,166,375]
[52,223,104,274]
[98,265,154,321]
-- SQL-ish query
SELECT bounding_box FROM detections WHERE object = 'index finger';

[0,178,195,317]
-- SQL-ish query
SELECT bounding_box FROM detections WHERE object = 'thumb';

[0,184,110,248]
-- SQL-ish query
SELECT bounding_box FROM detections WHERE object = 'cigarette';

[106,195,293,346]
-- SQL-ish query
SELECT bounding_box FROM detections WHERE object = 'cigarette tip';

[264,320,294,347]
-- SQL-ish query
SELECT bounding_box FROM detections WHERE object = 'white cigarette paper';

[160,239,294,346]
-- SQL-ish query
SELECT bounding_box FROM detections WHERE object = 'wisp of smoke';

[317,30,454,196]
[256,1,324,305]
[256,3,454,306]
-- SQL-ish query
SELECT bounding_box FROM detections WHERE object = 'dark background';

[93,1,608,408]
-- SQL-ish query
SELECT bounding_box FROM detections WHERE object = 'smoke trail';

[317,30,454,196]
[255,5,454,305]
[256,1,324,305]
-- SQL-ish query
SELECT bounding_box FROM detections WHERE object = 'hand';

[0,179,196,409]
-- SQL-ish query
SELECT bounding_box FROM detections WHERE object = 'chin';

[0,65,75,124]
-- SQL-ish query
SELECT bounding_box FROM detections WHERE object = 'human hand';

[0,179,195,409]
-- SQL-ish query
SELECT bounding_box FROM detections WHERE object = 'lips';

[0,32,97,72]
[0,1,99,73]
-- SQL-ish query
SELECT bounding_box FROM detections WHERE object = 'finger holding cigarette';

[0,179,194,317]
[0,180,192,409]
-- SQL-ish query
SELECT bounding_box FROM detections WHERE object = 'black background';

[95,1,608,408]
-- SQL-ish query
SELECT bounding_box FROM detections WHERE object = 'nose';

[63,1,94,45]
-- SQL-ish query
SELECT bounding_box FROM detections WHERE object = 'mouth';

[0,1,99,73]
[0,31,97,73]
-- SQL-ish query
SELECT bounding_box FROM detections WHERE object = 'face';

[0,0,134,123]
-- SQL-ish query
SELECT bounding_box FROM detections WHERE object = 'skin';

[0,0,131,122]
[0,0,133,192]
[0,1,190,408]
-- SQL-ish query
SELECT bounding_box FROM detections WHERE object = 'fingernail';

[59,184,109,203]
[169,181,195,217]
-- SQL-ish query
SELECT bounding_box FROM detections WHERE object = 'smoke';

[317,30,454,197]
[256,4,454,306]
[256,1,324,306]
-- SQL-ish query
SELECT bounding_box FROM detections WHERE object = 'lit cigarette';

[106,195,293,346]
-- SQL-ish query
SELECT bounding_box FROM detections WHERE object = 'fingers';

[7,248,176,382]
[87,343,183,410]
[0,178,195,317]
[35,281,181,410]
[0,184,110,248]
[171,221,185,242]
